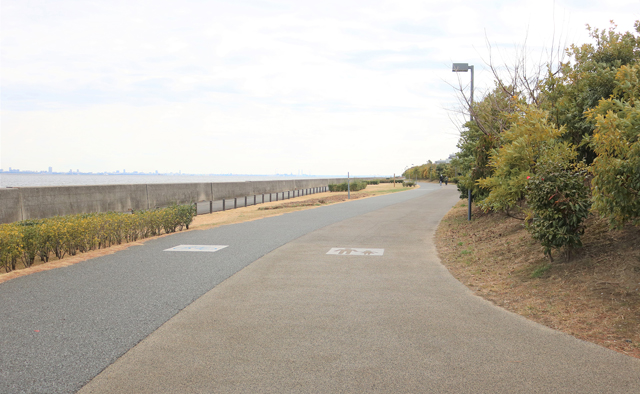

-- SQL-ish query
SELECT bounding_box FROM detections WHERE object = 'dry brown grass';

[0,183,413,284]
[436,200,640,358]
[188,183,413,229]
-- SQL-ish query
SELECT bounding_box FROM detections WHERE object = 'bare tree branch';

[449,21,568,138]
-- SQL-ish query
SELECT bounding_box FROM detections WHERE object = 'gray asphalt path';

[0,184,442,394]
[79,186,640,393]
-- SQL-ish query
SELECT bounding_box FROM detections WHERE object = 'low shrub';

[402,181,416,187]
[525,163,591,262]
[0,224,23,272]
[328,181,368,192]
[0,204,196,273]
[17,220,42,268]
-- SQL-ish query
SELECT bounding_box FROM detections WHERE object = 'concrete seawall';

[0,178,373,223]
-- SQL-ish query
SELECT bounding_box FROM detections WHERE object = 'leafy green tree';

[445,21,639,261]
[542,22,640,163]
[477,105,576,216]
[451,86,517,201]
[586,63,640,227]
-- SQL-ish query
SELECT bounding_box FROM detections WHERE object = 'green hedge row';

[0,204,196,273]
[328,181,368,192]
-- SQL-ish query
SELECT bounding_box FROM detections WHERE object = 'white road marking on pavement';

[164,245,229,252]
[326,247,384,256]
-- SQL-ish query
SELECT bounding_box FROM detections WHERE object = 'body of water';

[0,174,346,188]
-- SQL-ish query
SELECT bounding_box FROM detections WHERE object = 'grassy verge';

[188,183,414,229]
[435,200,640,358]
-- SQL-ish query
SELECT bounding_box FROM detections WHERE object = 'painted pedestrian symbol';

[164,245,229,252]
[327,247,384,256]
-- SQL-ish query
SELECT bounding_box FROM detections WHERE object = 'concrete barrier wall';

[146,183,213,209]
[19,185,149,222]
[0,188,22,223]
[210,181,262,200]
[0,178,378,224]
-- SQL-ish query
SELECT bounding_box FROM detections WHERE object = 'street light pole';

[452,63,474,221]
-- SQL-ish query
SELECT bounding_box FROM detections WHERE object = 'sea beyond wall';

[0,178,368,224]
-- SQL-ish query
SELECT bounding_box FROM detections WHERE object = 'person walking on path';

[439,174,443,186]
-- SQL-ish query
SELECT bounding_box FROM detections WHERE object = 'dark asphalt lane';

[0,184,441,394]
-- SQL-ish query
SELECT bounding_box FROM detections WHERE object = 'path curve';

[80,186,640,393]
[0,184,440,394]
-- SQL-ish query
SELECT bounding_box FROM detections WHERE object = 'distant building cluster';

[0,167,166,175]
[0,167,317,177]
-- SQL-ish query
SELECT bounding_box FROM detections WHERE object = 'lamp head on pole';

[452,63,470,72]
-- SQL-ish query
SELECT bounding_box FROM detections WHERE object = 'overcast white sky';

[1,0,637,176]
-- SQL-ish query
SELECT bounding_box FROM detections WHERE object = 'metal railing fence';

[194,186,328,215]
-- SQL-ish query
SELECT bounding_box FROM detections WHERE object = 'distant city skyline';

[0,166,340,177]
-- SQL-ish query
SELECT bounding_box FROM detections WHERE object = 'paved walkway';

[1,184,441,393]
[79,187,640,393]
